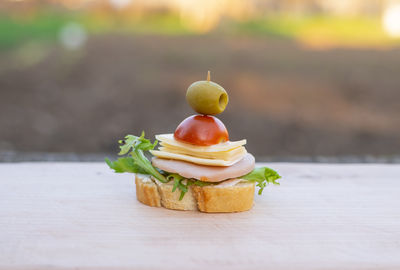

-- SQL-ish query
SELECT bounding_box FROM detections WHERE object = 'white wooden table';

[1,163,399,270]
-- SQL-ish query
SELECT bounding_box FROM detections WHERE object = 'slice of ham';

[152,153,255,182]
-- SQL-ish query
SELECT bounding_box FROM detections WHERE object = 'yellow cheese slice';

[159,141,242,157]
[155,134,246,153]
[158,145,246,161]
[149,149,247,166]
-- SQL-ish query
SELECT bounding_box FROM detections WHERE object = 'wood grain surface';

[0,163,399,270]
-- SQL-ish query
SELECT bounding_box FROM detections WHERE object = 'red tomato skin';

[174,115,229,146]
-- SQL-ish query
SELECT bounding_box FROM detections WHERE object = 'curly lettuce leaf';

[118,132,158,155]
[106,132,167,183]
[106,132,281,200]
[242,167,281,195]
[105,157,147,174]
[165,174,214,200]
[167,174,188,200]
[106,132,199,200]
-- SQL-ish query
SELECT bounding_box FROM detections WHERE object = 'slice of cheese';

[156,134,246,153]
[159,141,243,157]
[158,145,246,161]
[150,149,247,166]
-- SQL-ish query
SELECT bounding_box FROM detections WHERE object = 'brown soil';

[0,34,399,159]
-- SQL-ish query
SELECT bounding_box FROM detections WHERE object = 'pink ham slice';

[152,153,255,182]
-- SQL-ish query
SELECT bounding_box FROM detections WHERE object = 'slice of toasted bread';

[192,182,255,213]
[154,179,198,211]
[135,174,161,207]
[135,174,255,213]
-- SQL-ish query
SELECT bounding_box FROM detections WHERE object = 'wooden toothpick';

[207,71,210,82]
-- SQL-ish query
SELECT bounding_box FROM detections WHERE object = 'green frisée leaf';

[105,157,147,174]
[118,132,158,155]
[106,132,280,201]
[106,132,201,200]
[167,174,184,193]
[168,174,191,201]
[106,132,168,183]
[242,167,281,195]
[166,174,214,201]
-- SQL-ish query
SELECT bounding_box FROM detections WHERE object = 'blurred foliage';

[0,8,399,50]
[0,11,190,50]
[0,12,72,49]
[233,16,393,47]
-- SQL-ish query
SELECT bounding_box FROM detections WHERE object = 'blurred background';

[1,0,400,162]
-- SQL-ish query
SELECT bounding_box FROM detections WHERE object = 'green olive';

[186,80,229,115]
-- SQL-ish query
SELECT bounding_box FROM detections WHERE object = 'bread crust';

[135,174,161,207]
[134,174,255,213]
[155,179,198,211]
[192,183,255,213]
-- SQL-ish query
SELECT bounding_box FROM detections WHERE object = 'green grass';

[0,11,398,50]
[80,12,191,35]
[232,15,396,47]
[0,11,191,50]
[0,12,77,49]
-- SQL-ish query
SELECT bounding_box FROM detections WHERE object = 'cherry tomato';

[174,115,229,146]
